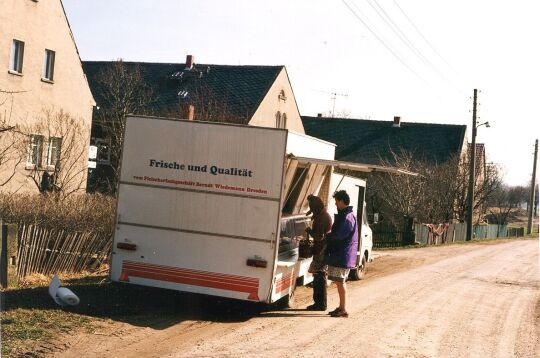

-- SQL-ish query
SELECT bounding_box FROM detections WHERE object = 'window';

[276,112,287,129]
[9,40,24,74]
[27,134,44,167]
[46,137,61,168]
[43,49,55,81]
[275,111,281,128]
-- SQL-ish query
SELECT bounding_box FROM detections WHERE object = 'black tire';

[348,254,367,281]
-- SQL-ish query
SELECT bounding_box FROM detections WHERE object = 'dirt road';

[57,239,539,358]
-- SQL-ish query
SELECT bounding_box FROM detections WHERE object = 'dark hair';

[307,194,324,214]
[333,190,350,205]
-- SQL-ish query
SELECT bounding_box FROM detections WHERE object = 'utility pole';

[527,139,538,235]
[466,89,478,241]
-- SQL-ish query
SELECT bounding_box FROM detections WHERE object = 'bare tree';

[369,149,427,226]
[486,185,527,224]
[335,109,351,119]
[453,160,502,223]
[22,109,90,198]
[184,84,249,123]
[318,109,351,119]
[94,60,154,188]
[368,149,501,226]
[417,155,462,223]
[93,61,252,193]
[0,89,24,187]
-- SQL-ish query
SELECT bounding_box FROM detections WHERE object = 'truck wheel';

[348,255,367,281]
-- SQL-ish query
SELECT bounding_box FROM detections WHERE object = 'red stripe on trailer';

[126,260,260,282]
[121,261,260,300]
[275,273,294,293]
[124,261,258,285]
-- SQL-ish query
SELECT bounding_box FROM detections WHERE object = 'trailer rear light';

[247,258,267,268]
[117,242,137,251]
[119,271,129,282]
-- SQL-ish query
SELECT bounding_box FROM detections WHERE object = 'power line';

[341,0,432,89]
[368,0,464,94]
[369,0,423,59]
[392,0,457,74]
[369,0,437,74]
[349,0,409,68]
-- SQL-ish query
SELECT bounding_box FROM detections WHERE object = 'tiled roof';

[82,61,284,125]
[301,116,467,165]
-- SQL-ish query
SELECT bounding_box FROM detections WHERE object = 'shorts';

[327,265,350,283]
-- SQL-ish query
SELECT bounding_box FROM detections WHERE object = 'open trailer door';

[283,155,419,281]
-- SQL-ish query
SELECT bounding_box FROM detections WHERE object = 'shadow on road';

[259,312,329,318]
[1,251,418,331]
[2,274,269,330]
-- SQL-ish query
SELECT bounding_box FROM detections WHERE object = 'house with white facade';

[0,0,95,193]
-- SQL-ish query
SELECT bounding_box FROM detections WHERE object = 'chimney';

[185,55,194,70]
[317,113,323,118]
[180,104,195,120]
[393,116,401,128]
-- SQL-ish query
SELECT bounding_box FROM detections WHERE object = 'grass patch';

[1,273,103,357]
[1,271,257,357]
[1,308,93,356]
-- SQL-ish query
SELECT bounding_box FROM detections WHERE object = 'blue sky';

[63,0,540,186]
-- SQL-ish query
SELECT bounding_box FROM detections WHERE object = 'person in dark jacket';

[325,190,358,318]
[305,194,332,311]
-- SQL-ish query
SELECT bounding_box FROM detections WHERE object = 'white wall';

[0,0,94,192]
[249,68,305,133]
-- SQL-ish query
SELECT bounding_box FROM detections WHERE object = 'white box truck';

[110,115,411,303]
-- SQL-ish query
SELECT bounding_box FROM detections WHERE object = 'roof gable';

[301,116,467,165]
[83,61,283,124]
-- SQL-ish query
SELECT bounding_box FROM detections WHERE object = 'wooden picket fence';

[16,224,112,278]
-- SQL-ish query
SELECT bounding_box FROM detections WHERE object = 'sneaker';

[330,308,349,318]
[306,304,326,311]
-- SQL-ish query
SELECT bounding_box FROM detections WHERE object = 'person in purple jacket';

[325,190,359,318]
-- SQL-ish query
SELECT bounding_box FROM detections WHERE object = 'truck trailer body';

[111,115,408,303]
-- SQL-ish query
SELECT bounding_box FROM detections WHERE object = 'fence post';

[0,220,6,288]
[0,220,19,288]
